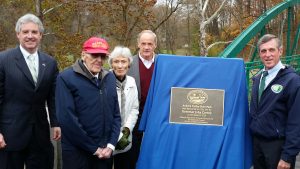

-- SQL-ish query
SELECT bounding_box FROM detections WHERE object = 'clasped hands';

[94,147,112,159]
[116,127,130,150]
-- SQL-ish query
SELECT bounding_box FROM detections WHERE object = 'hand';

[52,127,61,141]
[116,127,131,150]
[122,127,130,138]
[277,159,291,169]
[94,147,104,159]
[0,133,6,149]
[100,147,113,159]
[116,136,130,150]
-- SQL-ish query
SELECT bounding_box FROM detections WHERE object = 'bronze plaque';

[169,87,224,126]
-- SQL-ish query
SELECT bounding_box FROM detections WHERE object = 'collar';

[73,59,107,80]
[116,76,127,89]
[113,71,126,82]
[138,53,155,63]
[263,61,285,75]
[82,61,99,78]
[20,45,38,59]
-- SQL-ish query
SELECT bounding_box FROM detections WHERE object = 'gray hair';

[108,46,133,68]
[15,13,44,33]
[257,34,282,50]
[137,30,157,45]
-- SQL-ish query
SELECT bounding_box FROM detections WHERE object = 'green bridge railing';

[219,0,300,59]
[245,54,300,97]
[217,0,300,94]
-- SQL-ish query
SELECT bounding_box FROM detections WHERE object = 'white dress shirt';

[138,53,155,69]
[262,61,285,89]
[20,45,39,72]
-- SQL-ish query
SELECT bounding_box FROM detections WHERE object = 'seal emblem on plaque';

[187,90,208,104]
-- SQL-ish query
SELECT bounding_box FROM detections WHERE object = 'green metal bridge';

[218,1,300,167]
[219,0,300,91]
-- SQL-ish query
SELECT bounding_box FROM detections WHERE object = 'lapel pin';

[42,63,46,67]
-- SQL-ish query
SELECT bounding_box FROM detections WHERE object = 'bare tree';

[151,0,184,53]
[196,0,226,56]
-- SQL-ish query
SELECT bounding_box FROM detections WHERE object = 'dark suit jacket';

[0,47,59,151]
[128,55,141,101]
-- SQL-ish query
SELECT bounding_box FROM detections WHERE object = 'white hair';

[108,46,133,67]
[15,13,44,33]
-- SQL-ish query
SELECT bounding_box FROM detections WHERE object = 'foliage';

[0,0,157,70]
[0,0,299,67]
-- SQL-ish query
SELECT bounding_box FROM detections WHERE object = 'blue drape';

[137,55,252,169]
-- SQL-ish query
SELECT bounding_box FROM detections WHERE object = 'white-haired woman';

[108,46,139,169]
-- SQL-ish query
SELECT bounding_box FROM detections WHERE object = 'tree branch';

[202,0,209,16]
[43,3,65,15]
[205,0,226,25]
[153,0,182,31]
[207,41,232,51]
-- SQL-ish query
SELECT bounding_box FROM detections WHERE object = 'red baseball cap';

[83,37,109,54]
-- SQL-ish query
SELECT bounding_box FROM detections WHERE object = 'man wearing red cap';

[55,37,121,169]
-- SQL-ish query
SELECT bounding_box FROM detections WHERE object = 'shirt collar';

[138,53,155,63]
[263,61,285,75]
[19,45,38,59]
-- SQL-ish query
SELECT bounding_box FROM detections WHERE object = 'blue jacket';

[56,60,121,154]
[250,66,300,163]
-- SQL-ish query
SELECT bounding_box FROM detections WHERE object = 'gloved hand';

[122,127,130,138]
[116,127,130,150]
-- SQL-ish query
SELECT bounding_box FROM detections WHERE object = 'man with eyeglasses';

[55,37,121,169]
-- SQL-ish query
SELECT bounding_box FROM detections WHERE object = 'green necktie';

[258,71,268,102]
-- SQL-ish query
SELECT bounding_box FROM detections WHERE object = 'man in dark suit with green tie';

[0,13,61,169]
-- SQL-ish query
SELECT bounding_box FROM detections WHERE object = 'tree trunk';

[35,0,43,22]
[199,23,207,56]
[246,0,251,16]
[187,2,191,55]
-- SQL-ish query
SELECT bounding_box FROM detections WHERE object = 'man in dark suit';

[124,30,157,169]
[0,13,61,169]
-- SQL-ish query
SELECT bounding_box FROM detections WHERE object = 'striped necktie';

[27,54,38,85]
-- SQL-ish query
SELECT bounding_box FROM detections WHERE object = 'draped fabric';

[137,55,252,169]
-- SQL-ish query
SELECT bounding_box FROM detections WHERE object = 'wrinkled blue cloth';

[137,55,252,169]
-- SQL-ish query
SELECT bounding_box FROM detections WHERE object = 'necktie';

[27,55,38,85]
[258,71,268,102]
